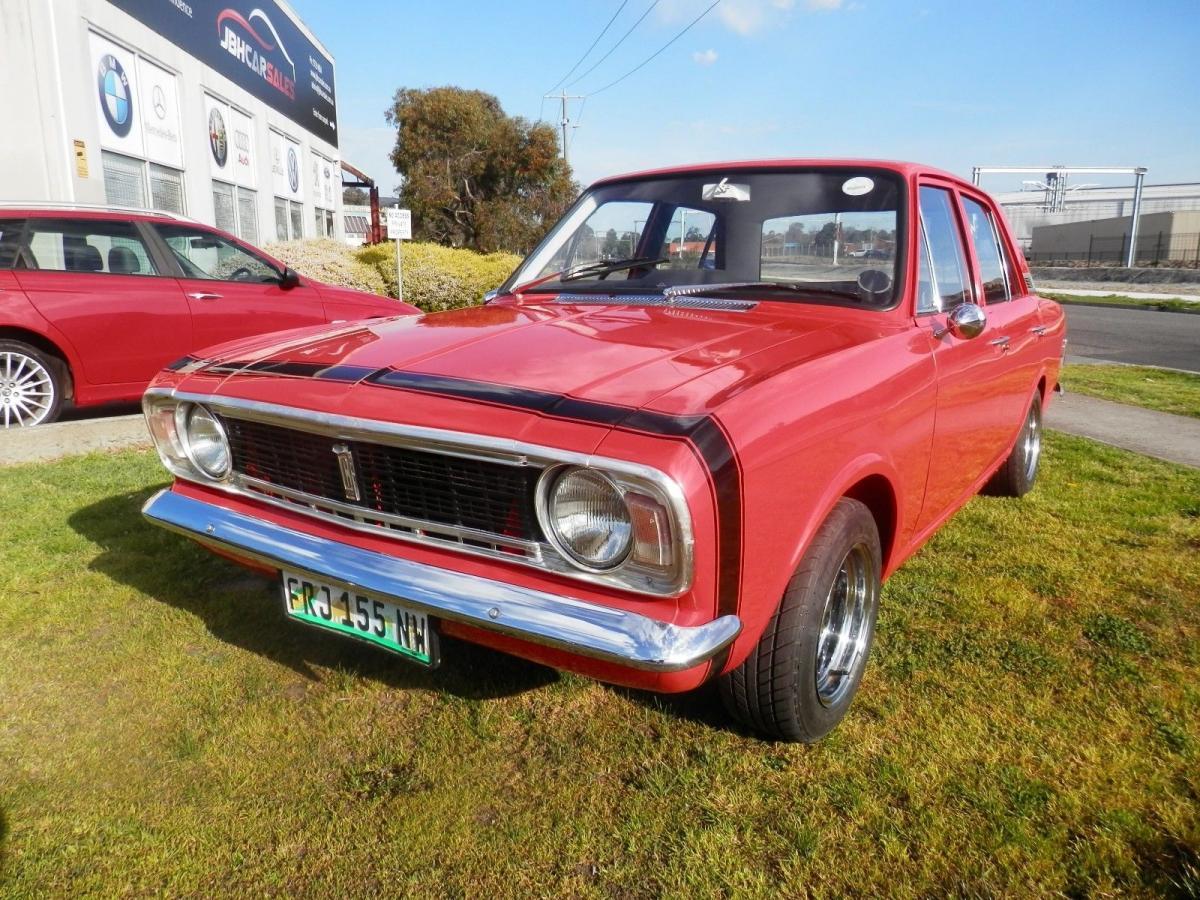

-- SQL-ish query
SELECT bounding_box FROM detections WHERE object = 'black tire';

[719,498,882,742]
[984,392,1042,498]
[0,340,66,428]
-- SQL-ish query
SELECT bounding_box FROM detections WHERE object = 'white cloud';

[692,48,719,66]
[661,0,841,36]
[805,0,844,10]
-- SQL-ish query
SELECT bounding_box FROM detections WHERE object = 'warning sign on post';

[386,208,411,241]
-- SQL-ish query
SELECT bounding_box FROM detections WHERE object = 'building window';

[102,150,185,215]
[274,198,304,241]
[313,207,335,238]
[213,181,259,245]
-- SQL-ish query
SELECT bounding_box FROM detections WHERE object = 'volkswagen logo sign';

[97,54,133,138]
[208,107,228,168]
[287,146,299,194]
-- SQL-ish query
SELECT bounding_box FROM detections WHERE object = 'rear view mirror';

[189,237,222,250]
[279,267,301,290]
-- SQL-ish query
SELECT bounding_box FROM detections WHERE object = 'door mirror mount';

[935,302,987,340]
[279,267,301,290]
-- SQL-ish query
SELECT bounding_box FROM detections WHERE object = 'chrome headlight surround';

[535,463,690,594]
[143,395,232,484]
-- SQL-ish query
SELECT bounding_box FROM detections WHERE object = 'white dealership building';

[0,0,343,245]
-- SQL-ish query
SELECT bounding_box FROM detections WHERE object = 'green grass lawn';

[1,439,1198,897]
[1064,364,1200,419]
[1044,291,1200,314]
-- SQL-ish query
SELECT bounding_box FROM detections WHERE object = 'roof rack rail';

[0,201,199,222]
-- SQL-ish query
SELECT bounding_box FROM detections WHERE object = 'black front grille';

[222,417,542,541]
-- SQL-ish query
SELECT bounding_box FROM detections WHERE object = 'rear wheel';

[0,341,64,428]
[985,392,1042,497]
[719,498,882,742]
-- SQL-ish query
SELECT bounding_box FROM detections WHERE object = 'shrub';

[264,239,388,296]
[354,242,521,313]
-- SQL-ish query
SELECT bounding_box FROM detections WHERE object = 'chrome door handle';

[1030,325,1047,335]
[989,335,1011,348]
[188,291,222,301]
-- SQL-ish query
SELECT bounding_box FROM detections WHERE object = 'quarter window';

[962,197,1011,304]
[21,219,158,275]
[155,224,280,283]
[0,219,24,269]
[917,187,972,313]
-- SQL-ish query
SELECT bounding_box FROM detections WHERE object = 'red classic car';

[141,160,1065,741]
[0,206,414,427]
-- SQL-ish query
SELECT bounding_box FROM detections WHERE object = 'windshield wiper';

[560,256,669,282]
[665,282,866,303]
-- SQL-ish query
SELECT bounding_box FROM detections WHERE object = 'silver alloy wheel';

[0,350,56,428]
[815,543,877,708]
[1022,402,1042,483]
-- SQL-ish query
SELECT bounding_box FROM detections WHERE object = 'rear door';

[12,217,191,387]
[913,183,1013,532]
[148,223,328,351]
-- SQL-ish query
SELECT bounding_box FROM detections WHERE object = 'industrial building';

[1,0,344,244]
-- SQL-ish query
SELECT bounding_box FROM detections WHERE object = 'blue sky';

[288,0,1200,196]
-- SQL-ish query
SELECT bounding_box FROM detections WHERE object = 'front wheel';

[985,392,1042,498]
[0,341,64,428]
[719,498,882,742]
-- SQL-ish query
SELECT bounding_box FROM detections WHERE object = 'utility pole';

[544,90,584,165]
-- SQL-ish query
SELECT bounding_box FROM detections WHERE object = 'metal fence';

[1026,231,1200,268]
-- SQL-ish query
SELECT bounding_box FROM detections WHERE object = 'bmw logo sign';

[208,107,228,168]
[287,146,299,194]
[97,54,133,138]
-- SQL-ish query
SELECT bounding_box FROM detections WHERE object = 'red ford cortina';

[141,160,1065,741]
[0,207,415,427]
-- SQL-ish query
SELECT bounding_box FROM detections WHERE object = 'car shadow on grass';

[68,487,559,701]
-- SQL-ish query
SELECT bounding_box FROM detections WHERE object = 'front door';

[914,184,1014,533]
[149,223,328,352]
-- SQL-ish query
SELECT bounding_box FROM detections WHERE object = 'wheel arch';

[0,326,76,401]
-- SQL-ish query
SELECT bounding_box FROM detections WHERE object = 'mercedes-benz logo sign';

[287,146,300,194]
[97,54,133,138]
[208,107,228,168]
[152,85,167,120]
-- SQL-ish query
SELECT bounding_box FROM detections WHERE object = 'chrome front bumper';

[142,490,741,672]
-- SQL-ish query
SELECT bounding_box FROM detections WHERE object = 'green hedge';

[264,238,388,296]
[266,238,521,314]
[355,242,521,313]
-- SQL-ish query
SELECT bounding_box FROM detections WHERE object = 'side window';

[155,224,280,283]
[916,223,938,314]
[21,219,158,276]
[962,197,1010,304]
[0,219,24,269]
[917,187,972,313]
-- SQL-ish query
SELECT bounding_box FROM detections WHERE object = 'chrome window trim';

[144,388,695,597]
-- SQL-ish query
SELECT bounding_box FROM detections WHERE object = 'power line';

[547,0,630,94]
[586,0,721,96]
[564,0,661,90]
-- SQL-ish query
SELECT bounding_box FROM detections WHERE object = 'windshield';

[508,168,905,308]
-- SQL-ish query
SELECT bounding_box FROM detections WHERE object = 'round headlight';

[543,467,632,570]
[182,404,231,478]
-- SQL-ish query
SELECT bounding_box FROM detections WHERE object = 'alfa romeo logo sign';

[208,107,228,167]
[287,146,299,193]
[97,54,133,137]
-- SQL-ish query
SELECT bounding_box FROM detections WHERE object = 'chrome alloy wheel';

[0,350,56,427]
[1022,401,1042,483]
[815,543,878,708]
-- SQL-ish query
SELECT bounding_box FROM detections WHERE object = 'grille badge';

[331,442,361,502]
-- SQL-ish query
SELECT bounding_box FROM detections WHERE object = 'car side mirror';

[937,302,987,340]
[483,289,500,304]
[279,267,301,290]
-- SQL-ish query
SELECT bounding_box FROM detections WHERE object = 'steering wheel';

[856,268,892,300]
[228,266,254,281]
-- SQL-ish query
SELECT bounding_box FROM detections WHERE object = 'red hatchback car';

[0,207,414,427]
[142,160,1066,741]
